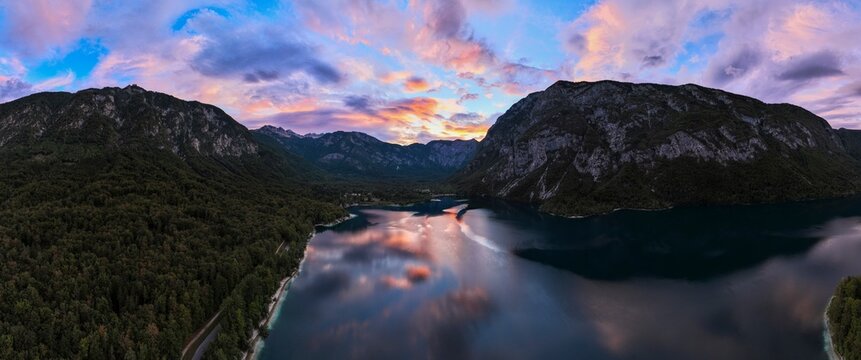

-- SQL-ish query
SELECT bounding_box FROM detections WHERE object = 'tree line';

[828,276,861,360]
[0,144,344,359]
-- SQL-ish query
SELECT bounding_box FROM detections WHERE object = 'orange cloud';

[413,30,496,74]
[404,76,431,92]
[378,97,441,121]
[380,71,411,84]
[570,2,631,76]
[442,122,489,139]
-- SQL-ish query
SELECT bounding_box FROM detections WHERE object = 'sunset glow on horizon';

[1,0,860,144]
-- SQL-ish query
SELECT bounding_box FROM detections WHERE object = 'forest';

[828,276,861,360]
[0,142,344,359]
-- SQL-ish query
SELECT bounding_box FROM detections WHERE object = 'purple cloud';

[457,93,479,104]
[189,14,342,84]
[777,50,844,81]
[708,46,762,85]
[343,95,373,112]
[0,78,32,102]
[449,112,485,123]
[427,0,468,39]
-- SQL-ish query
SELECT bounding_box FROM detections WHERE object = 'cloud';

[449,112,484,123]
[0,78,32,102]
[497,63,557,94]
[379,97,441,120]
[562,0,707,80]
[457,93,479,104]
[566,33,587,53]
[461,0,515,15]
[426,0,468,39]
[442,122,489,138]
[404,76,432,92]
[777,50,844,81]
[188,12,342,84]
[4,0,860,136]
[0,0,93,57]
[343,95,373,112]
[0,57,26,76]
[707,45,762,85]
[292,0,553,95]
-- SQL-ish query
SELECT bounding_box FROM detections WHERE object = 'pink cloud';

[292,0,556,97]
[1,0,93,57]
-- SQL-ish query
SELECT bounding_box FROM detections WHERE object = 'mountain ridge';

[253,125,479,180]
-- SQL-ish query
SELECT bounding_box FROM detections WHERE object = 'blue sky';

[1,0,860,143]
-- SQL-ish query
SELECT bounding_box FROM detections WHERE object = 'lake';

[257,197,861,359]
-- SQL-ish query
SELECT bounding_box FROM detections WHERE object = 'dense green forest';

[828,276,861,360]
[0,142,344,359]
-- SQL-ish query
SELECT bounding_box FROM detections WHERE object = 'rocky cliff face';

[254,126,478,180]
[836,128,861,160]
[0,85,258,158]
[423,139,480,168]
[456,80,861,215]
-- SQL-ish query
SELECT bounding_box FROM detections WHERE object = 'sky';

[0,0,860,144]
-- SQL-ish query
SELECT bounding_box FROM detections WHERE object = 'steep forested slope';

[0,86,344,359]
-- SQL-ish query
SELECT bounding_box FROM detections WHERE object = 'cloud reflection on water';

[260,197,861,360]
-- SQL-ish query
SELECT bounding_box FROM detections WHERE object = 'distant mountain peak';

[122,83,147,94]
[257,125,305,139]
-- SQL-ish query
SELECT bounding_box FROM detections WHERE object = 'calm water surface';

[258,197,861,360]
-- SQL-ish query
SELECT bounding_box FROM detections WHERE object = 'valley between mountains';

[1,80,860,359]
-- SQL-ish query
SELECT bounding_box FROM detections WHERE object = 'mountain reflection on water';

[258,197,861,360]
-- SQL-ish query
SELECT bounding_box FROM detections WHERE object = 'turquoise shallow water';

[258,197,861,360]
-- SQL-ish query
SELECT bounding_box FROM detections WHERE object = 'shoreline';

[555,206,676,219]
[824,296,844,360]
[241,214,355,360]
